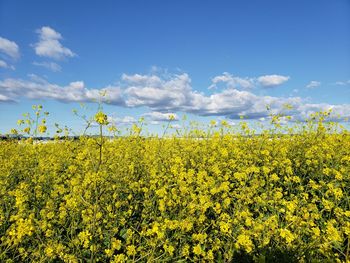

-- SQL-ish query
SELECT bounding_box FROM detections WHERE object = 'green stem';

[100,125,103,160]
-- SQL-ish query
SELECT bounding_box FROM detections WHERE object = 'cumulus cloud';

[32,61,61,72]
[0,60,15,70]
[34,26,76,60]
[257,74,290,87]
[124,73,193,111]
[306,81,321,89]
[121,73,295,119]
[143,111,179,122]
[0,36,19,59]
[0,76,124,105]
[1,72,349,122]
[209,72,255,89]
[121,73,349,121]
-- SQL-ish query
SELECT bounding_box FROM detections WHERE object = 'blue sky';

[0,0,349,135]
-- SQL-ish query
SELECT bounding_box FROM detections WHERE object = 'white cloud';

[90,115,137,128]
[257,74,290,87]
[33,61,61,72]
[334,80,350,86]
[209,73,290,89]
[0,77,124,105]
[0,94,14,102]
[0,36,19,59]
[0,60,7,68]
[0,60,15,70]
[143,111,179,122]
[189,88,256,116]
[125,73,192,111]
[1,72,349,122]
[209,72,255,89]
[121,73,348,121]
[306,80,321,89]
[123,74,283,119]
[108,115,137,125]
[122,73,163,87]
[34,26,75,60]
[27,73,48,83]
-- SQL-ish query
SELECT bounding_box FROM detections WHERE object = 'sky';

[0,0,349,135]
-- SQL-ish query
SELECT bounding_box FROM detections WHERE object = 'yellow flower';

[112,239,122,250]
[78,230,91,248]
[163,244,175,256]
[206,250,214,261]
[181,244,190,257]
[192,233,208,243]
[112,254,127,263]
[38,125,47,133]
[45,246,55,257]
[236,234,254,253]
[10,128,18,135]
[270,173,279,182]
[94,111,109,125]
[23,127,31,134]
[17,119,24,125]
[181,219,193,232]
[326,221,342,243]
[193,244,203,256]
[280,228,295,244]
[219,221,231,233]
[126,245,136,256]
[105,249,113,257]
[311,227,320,237]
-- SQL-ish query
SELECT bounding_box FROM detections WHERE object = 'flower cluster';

[94,111,109,126]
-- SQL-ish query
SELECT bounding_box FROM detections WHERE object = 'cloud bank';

[0,72,349,121]
[0,75,123,105]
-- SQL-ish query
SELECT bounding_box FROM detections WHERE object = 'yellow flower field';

[0,108,349,262]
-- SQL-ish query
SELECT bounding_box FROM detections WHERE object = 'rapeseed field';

[0,106,349,262]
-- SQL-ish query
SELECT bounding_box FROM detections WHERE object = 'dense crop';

[0,107,350,262]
